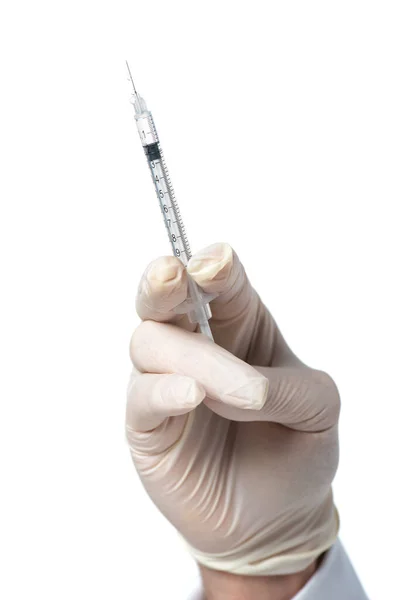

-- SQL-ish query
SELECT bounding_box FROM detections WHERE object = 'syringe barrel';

[134,110,191,266]
[130,92,214,339]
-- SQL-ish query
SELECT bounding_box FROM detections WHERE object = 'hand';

[126,243,340,586]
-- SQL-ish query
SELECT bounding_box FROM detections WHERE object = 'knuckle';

[129,320,161,367]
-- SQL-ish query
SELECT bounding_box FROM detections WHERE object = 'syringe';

[126,62,214,340]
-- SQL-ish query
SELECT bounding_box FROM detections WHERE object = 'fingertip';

[187,243,234,289]
[166,375,206,409]
[223,375,269,410]
[253,377,269,410]
[147,256,184,287]
[136,256,188,315]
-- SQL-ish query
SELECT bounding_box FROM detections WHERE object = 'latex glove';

[126,243,340,576]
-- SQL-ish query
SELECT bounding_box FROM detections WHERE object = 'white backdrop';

[1,1,399,598]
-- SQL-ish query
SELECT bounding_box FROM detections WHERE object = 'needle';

[125,60,138,95]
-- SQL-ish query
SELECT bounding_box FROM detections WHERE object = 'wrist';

[199,559,318,600]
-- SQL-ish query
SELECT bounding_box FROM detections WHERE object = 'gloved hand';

[126,243,340,576]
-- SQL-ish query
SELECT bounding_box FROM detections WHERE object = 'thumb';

[204,366,340,432]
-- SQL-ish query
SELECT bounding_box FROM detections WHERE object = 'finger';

[203,366,341,432]
[130,321,269,411]
[187,243,292,364]
[135,256,194,330]
[126,371,205,432]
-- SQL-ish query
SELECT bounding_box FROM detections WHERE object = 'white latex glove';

[126,243,340,576]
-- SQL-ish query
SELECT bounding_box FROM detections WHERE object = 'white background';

[0,1,399,598]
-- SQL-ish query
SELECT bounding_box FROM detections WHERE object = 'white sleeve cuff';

[293,540,369,599]
[186,540,369,600]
